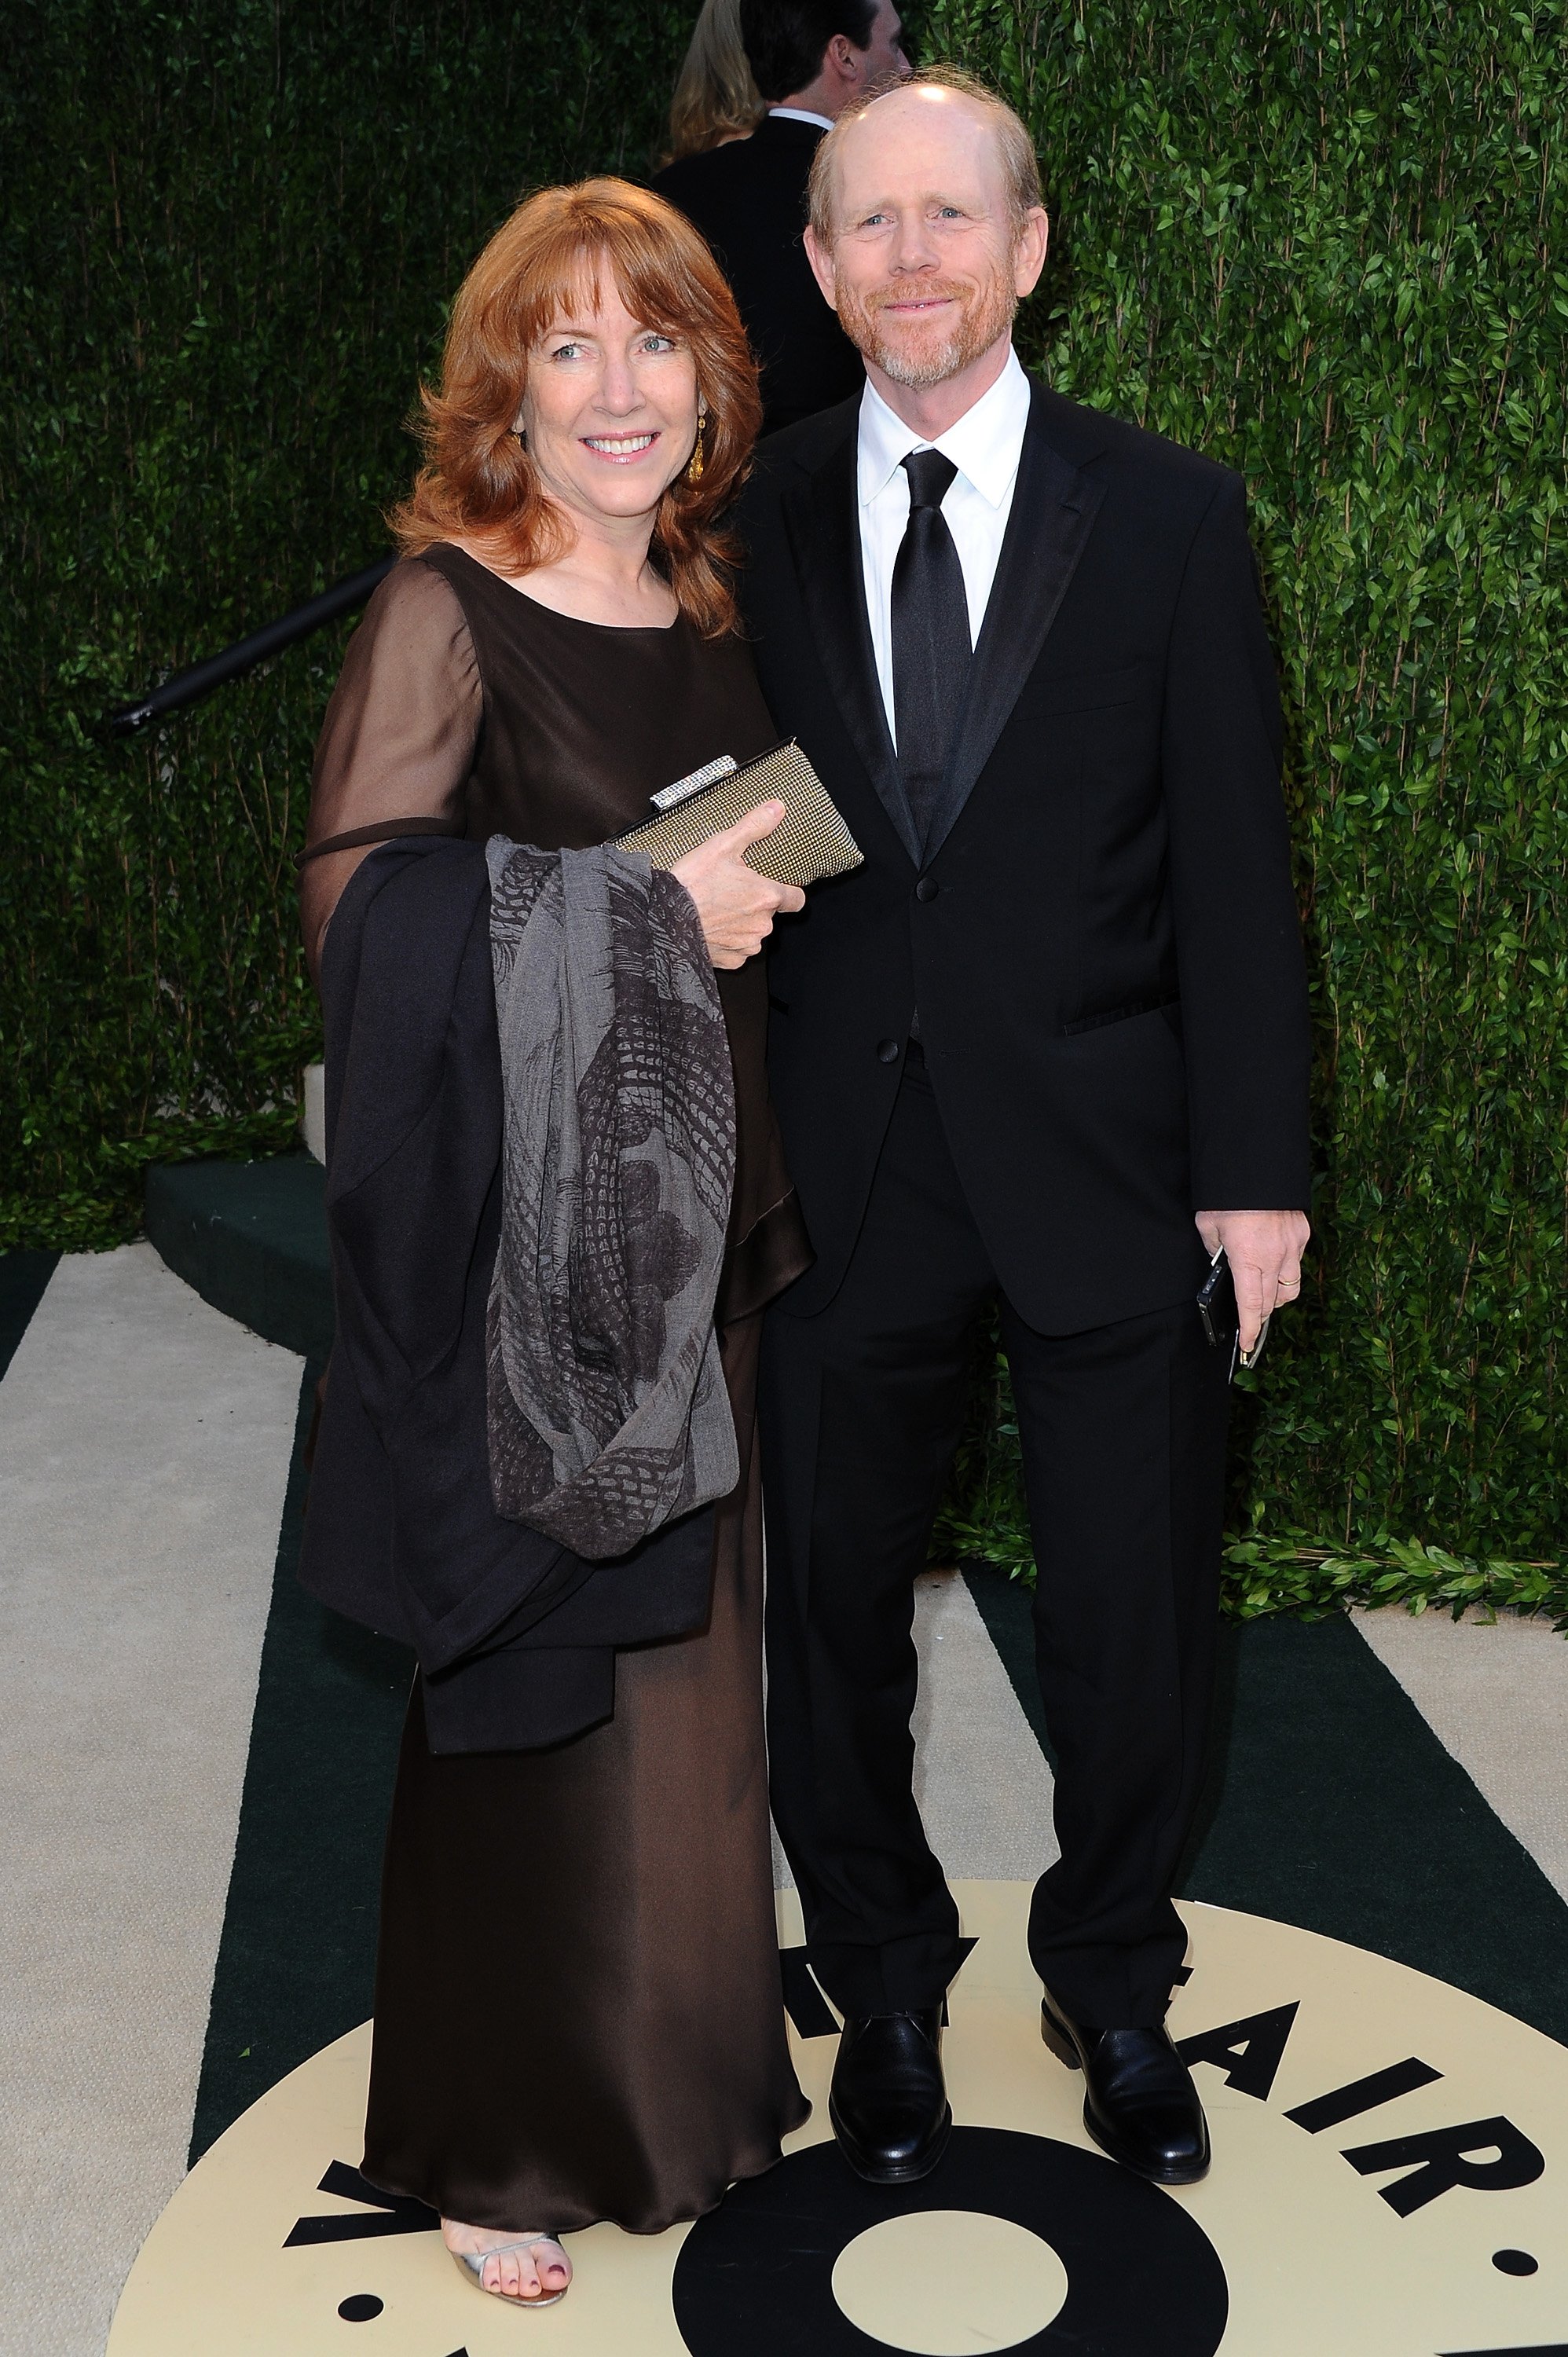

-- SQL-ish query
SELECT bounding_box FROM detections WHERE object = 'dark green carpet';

[189,1360,413,2161]
[965,1566,1568,2048]
[0,1248,59,1379]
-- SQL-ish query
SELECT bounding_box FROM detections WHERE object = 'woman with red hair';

[300,180,810,2309]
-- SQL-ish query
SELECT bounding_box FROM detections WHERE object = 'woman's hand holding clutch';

[671,800,805,970]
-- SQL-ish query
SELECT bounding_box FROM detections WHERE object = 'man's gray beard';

[837,269,1018,391]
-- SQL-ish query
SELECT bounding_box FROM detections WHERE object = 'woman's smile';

[581,429,660,461]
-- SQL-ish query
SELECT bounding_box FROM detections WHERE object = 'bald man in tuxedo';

[738,70,1311,2191]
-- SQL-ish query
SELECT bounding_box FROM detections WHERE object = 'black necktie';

[891,449,970,851]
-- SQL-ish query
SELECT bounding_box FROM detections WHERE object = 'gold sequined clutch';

[615,740,863,889]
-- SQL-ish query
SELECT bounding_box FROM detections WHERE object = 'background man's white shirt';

[857,345,1032,749]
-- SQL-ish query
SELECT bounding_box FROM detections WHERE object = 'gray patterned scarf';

[485,837,738,1560]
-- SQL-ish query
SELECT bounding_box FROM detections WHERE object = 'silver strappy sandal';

[452,2235,570,2307]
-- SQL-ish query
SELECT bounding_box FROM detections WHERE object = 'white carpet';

[0,1244,301,2357]
[911,1567,1059,1879]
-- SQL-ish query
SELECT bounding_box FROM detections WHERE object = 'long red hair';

[391,178,760,638]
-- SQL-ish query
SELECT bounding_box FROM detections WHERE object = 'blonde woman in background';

[664,0,764,160]
[654,0,908,430]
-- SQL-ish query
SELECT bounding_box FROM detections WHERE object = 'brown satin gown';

[305,544,811,2236]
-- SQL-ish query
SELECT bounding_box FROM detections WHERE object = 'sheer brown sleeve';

[299,558,482,980]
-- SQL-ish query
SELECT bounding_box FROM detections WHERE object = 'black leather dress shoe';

[829,2009,952,2184]
[1040,1988,1211,2183]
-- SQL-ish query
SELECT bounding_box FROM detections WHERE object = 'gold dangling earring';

[687,403,707,483]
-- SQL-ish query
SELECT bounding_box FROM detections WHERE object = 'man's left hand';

[1194,1209,1310,1355]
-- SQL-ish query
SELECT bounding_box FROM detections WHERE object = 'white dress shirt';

[767,105,835,130]
[857,346,1032,748]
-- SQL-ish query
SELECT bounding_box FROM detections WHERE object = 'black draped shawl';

[298,838,715,1754]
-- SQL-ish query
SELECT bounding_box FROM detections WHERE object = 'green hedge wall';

[0,0,689,1245]
[5,2,1567,1598]
[921,0,1568,1596]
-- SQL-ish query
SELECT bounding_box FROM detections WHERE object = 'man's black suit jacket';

[735,378,1313,1335]
[652,115,864,433]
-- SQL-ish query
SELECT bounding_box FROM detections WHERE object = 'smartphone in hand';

[1196,1248,1269,1379]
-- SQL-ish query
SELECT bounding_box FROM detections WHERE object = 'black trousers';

[760,1047,1230,2028]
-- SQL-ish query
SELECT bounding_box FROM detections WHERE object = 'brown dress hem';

[364,2090,811,2242]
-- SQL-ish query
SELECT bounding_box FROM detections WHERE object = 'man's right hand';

[671,799,804,970]
[1194,1208,1310,1355]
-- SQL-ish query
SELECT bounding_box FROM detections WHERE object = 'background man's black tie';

[891,448,970,853]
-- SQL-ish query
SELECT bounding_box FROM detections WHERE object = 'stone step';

[144,1157,332,1360]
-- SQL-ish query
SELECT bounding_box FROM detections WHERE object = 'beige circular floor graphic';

[831,2210,1071,2352]
[109,1883,1568,2356]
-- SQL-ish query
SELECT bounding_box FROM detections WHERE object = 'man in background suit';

[654,0,910,431]
[738,70,1312,2190]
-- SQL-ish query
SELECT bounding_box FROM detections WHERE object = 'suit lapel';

[781,427,922,868]
[921,386,1107,865]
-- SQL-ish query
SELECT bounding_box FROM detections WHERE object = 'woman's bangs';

[514,209,707,357]
[603,219,711,346]
[511,234,612,354]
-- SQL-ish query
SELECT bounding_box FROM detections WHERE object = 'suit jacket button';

[915,877,939,902]
[877,1038,900,1063]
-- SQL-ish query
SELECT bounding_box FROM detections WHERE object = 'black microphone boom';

[106,557,396,737]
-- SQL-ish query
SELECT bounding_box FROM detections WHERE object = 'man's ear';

[824,32,859,90]
[802,224,840,311]
[1013,207,1050,299]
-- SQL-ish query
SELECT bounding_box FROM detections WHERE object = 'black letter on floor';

[1284,2056,1442,2132]
[1343,2116,1545,2216]
[284,2161,440,2245]
[779,1948,839,2039]
[1175,2003,1299,2100]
